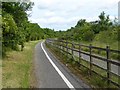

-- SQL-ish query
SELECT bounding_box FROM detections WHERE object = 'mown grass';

[2,40,40,88]
[46,43,119,89]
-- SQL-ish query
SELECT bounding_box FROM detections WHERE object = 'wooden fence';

[45,39,120,88]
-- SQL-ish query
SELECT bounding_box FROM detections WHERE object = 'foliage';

[58,11,119,49]
[2,2,119,57]
[2,2,57,57]
[98,11,112,31]
[83,30,95,41]
[2,13,19,51]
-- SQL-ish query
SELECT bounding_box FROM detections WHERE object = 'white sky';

[28,0,120,31]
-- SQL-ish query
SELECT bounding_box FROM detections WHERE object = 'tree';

[76,19,86,27]
[2,2,34,26]
[98,11,112,31]
[2,13,19,54]
[2,2,59,57]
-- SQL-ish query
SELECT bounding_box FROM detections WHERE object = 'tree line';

[2,2,120,56]
[58,12,120,46]
[2,2,57,56]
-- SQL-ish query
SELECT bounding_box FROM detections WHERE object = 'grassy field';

[2,40,40,88]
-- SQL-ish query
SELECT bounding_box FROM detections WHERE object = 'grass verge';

[2,40,40,88]
[65,40,119,60]
[46,43,119,89]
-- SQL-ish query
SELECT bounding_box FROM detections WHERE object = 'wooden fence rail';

[45,39,120,88]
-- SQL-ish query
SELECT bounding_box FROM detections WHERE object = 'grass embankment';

[81,41,119,60]
[46,43,119,89]
[2,40,40,88]
[65,40,119,60]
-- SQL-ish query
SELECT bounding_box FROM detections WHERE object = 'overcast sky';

[29,0,119,31]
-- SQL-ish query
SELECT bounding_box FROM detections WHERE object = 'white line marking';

[41,41,75,89]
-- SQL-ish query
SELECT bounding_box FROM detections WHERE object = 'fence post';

[72,43,74,60]
[62,41,64,54]
[58,41,60,49]
[106,46,111,86]
[67,41,68,53]
[66,40,68,61]
[79,43,81,67]
[60,41,62,56]
[89,44,93,75]
[66,40,67,52]
[63,41,65,52]
[56,40,58,48]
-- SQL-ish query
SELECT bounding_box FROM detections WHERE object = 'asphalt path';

[34,41,90,89]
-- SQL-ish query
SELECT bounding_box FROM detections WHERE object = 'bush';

[2,13,19,55]
[94,29,118,44]
[83,30,95,41]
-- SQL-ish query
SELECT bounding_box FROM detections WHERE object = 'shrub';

[83,30,95,41]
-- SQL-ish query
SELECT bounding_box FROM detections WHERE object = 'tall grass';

[2,40,40,88]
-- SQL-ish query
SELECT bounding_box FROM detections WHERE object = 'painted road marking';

[41,42,75,89]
